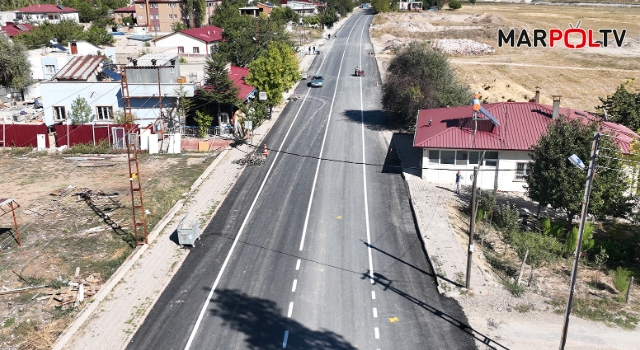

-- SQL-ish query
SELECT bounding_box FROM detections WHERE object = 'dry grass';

[370,3,640,110]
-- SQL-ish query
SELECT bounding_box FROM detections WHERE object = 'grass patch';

[7,147,33,156]
[13,319,40,338]
[572,298,639,330]
[515,303,534,313]
[3,317,15,328]
[63,140,115,154]
[503,280,525,297]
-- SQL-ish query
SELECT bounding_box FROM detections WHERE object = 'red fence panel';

[54,124,138,147]
[0,124,49,148]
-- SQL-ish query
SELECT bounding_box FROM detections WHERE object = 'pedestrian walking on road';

[328,33,331,39]
[313,46,316,54]
[308,46,311,55]
[455,170,462,194]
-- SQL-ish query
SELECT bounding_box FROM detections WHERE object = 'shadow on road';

[362,271,510,350]
[209,289,357,349]
[362,241,464,288]
[342,109,394,132]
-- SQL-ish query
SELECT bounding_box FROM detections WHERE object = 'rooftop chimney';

[552,95,561,119]
[535,86,540,103]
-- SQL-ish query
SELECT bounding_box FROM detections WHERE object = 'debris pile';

[432,39,495,56]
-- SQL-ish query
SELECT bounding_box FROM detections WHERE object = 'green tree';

[597,83,640,132]
[69,96,94,124]
[13,20,113,47]
[171,21,188,32]
[245,41,299,108]
[526,117,630,227]
[183,0,195,27]
[371,0,390,12]
[200,52,240,129]
[194,111,213,138]
[382,42,470,128]
[448,0,461,10]
[0,36,34,91]
[173,84,193,127]
[270,7,299,24]
[194,0,206,27]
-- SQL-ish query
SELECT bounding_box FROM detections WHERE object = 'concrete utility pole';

[559,132,600,350]
[466,166,478,289]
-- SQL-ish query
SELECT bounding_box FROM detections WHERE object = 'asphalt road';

[128,10,477,350]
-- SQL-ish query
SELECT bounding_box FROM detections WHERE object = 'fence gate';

[112,127,125,149]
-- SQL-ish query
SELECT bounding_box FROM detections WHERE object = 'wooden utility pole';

[466,166,478,289]
[627,277,634,304]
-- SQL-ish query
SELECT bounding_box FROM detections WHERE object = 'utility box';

[177,214,200,247]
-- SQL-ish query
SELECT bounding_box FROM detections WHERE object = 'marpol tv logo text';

[498,21,626,49]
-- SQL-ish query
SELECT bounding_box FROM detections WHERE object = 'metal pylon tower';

[120,69,149,245]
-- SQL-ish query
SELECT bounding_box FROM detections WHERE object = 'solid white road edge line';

[358,14,374,285]
[298,15,364,252]
[183,74,316,350]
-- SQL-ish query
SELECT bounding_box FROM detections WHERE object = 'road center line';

[371,291,376,300]
[184,61,319,350]
[292,279,297,292]
[373,308,378,318]
[374,327,380,339]
[287,302,294,317]
[295,259,301,270]
[282,330,289,348]
[298,15,364,252]
[358,12,375,285]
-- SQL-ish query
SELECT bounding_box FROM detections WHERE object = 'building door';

[112,127,125,149]
[70,42,78,54]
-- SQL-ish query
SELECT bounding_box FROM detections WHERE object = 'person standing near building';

[455,170,462,194]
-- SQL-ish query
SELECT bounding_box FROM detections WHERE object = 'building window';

[441,150,455,165]
[53,106,66,121]
[151,3,158,8]
[515,163,528,181]
[193,47,199,54]
[155,26,160,31]
[139,15,144,20]
[96,106,113,120]
[178,46,184,53]
[428,150,439,164]
[469,151,479,165]
[484,151,499,167]
[168,14,173,19]
[456,151,468,165]
[174,14,178,19]
[45,65,56,74]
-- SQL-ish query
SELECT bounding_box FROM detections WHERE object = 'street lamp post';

[559,132,600,350]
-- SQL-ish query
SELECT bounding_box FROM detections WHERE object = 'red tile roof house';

[0,22,33,37]
[15,4,79,24]
[198,65,257,136]
[153,25,223,56]
[413,98,638,193]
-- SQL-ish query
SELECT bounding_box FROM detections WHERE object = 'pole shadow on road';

[361,271,510,350]
[361,241,464,288]
[208,289,357,349]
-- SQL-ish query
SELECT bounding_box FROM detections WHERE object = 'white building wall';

[41,81,195,126]
[21,12,79,24]
[154,33,211,55]
[0,11,16,26]
[421,148,531,193]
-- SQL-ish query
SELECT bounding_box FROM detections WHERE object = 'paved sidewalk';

[53,12,357,350]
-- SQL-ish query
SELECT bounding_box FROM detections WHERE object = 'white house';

[41,53,195,126]
[15,4,79,24]
[283,0,321,17]
[153,25,222,56]
[413,99,638,192]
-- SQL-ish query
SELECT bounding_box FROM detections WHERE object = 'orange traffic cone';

[262,144,269,158]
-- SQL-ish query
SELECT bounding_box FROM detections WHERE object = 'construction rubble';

[431,39,496,56]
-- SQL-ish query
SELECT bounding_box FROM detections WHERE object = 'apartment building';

[134,0,219,33]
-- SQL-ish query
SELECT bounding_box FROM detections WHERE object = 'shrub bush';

[611,267,632,294]
[448,0,462,10]
[495,202,519,234]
